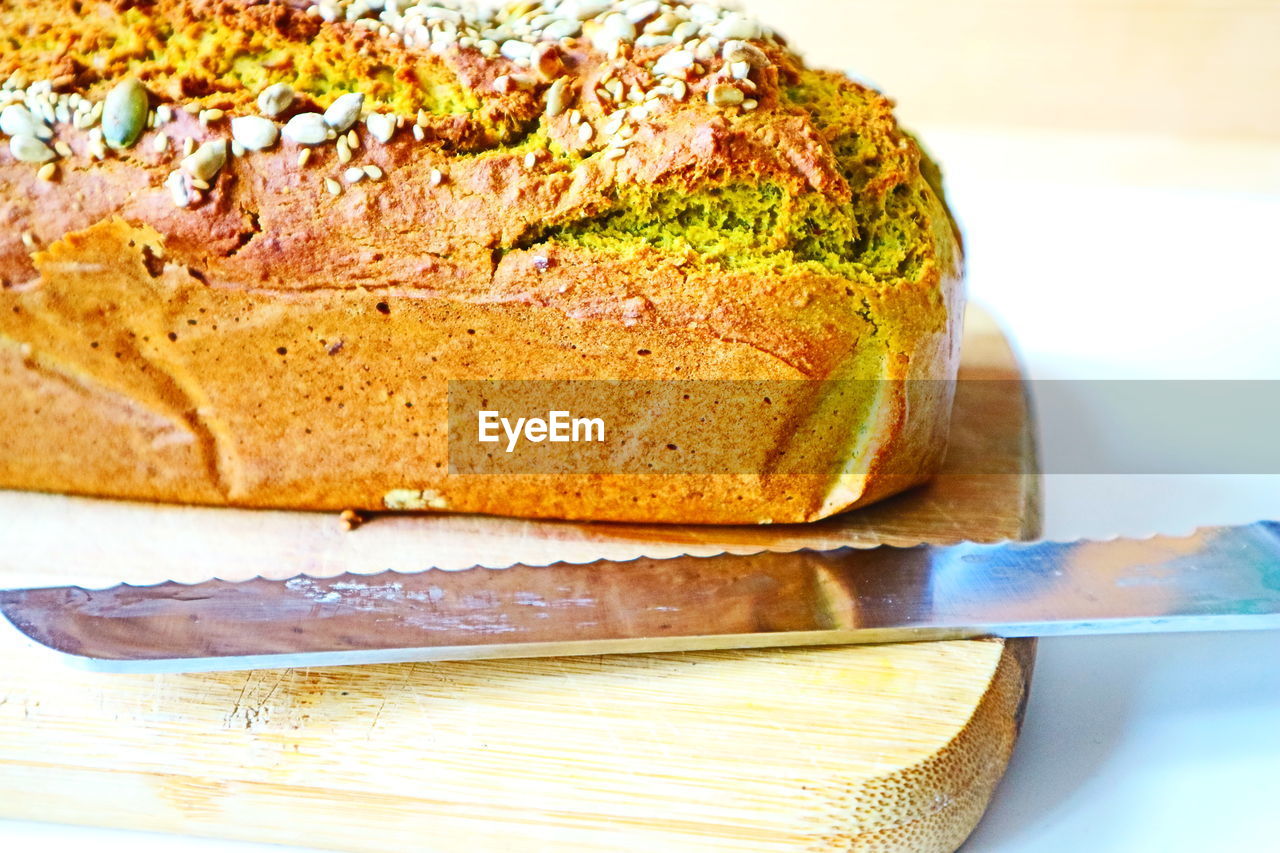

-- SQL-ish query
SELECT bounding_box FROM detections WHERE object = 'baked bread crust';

[0,0,963,523]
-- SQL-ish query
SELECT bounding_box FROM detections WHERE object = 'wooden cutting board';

[0,308,1039,852]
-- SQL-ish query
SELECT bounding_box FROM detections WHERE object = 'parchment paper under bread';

[1,310,1036,590]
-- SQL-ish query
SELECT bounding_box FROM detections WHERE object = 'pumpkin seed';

[102,79,149,150]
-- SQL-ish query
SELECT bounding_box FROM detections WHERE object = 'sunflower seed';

[707,83,744,106]
[323,93,364,132]
[711,14,761,40]
[257,83,295,118]
[561,0,610,20]
[652,49,694,77]
[283,112,329,145]
[722,39,769,68]
[9,134,55,163]
[545,78,571,116]
[542,19,581,40]
[672,21,700,42]
[165,170,192,208]
[627,1,660,24]
[102,78,149,150]
[181,139,226,182]
[603,13,636,43]
[1,104,51,140]
[365,112,396,144]
[645,11,679,34]
[500,39,533,61]
[231,115,279,151]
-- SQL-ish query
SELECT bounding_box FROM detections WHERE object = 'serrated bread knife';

[3,522,1278,673]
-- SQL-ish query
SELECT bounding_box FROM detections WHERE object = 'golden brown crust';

[0,0,964,523]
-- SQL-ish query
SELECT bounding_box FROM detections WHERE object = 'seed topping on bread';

[0,0,782,207]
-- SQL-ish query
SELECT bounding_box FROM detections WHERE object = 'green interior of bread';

[516,69,937,285]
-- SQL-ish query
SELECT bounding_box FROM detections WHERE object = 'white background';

[2,126,1279,851]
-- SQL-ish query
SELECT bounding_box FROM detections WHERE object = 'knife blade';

[2,522,1278,673]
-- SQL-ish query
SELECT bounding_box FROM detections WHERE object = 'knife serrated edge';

[3,521,1279,673]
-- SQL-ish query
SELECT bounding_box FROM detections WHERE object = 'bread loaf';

[0,0,963,524]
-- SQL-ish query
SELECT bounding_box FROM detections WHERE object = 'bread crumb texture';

[0,0,964,522]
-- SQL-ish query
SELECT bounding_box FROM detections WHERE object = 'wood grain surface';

[0,309,1040,852]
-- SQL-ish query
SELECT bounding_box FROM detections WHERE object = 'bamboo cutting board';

[0,309,1039,852]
